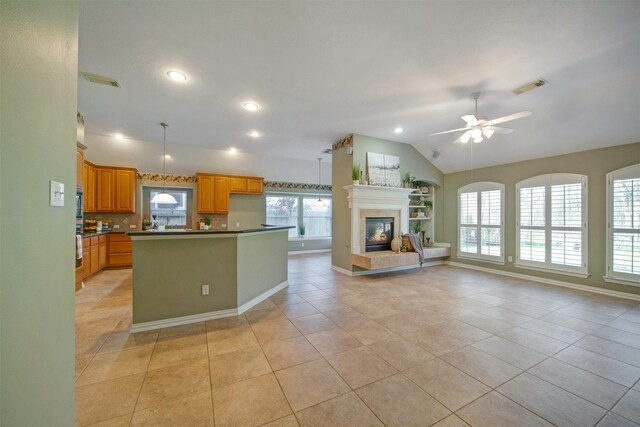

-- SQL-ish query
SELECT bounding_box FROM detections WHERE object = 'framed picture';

[384,155,401,187]
[366,152,402,187]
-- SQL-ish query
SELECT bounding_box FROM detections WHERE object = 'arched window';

[516,173,588,277]
[458,182,504,263]
[605,164,640,286]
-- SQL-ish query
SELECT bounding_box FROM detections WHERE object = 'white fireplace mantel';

[344,185,414,254]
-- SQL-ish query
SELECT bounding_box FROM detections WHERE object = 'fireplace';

[365,217,394,252]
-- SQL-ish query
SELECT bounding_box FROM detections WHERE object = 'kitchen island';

[127,226,292,332]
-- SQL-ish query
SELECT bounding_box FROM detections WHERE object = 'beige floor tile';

[441,347,522,388]
[435,320,493,344]
[247,298,278,311]
[270,293,306,306]
[305,328,361,356]
[213,373,292,427]
[261,336,322,371]
[496,301,551,318]
[355,374,450,426]
[520,319,585,343]
[76,345,154,386]
[130,390,213,426]
[343,321,395,345]
[499,326,569,356]
[597,412,639,427]
[457,312,514,334]
[98,330,158,354]
[480,306,534,325]
[85,413,132,427]
[280,302,320,319]
[403,328,467,356]
[367,338,434,370]
[298,290,333,302]
[374,313,424,334]
[555,346,640,387]
[613,389,640,424]
[431,414,470,427]
[252,319,302,343]
[207,325,259,356]
[245,308,288,325]
[539,312,604,334]
[275,359,350,411]
[575,335,640,367]
[262,414,300,427]
[404,359,490,411]
[136,359,211,410]
[529,358,627,409]
[290,313,337,334]
[148,337,208,371]
[326,346,397,388]
[157,322,205,341]
[457,391,552,427]
[498,372,607,426]
[75,373,144,425]
[592,326,640,350]
[76,356,92,382]
[205,315,248,331]
[309,297,349,313]
[210,346,272,388]
[296,392,383,427]
[473,336,547,370]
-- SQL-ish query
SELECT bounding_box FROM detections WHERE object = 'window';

[516,174,587,276]
[266,193,332,239]
[145,187,191,227]
[606,164,640,286]
[458,182,504,263]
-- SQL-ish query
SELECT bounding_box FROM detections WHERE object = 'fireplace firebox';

[365,217,394,252]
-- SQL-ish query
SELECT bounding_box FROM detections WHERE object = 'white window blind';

[458,183,504,262]
[607,164,640,285]
[516,174,587,276]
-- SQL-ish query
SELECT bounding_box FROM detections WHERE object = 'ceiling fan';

[431,93,532,144]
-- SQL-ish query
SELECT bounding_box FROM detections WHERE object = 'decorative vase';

[353,180,359,185]
[390,234,401,253]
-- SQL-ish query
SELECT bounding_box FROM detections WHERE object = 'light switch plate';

[49,180,64,207]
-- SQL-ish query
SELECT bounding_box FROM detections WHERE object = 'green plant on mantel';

[352,164,361,181]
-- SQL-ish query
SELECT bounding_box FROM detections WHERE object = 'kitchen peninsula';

[128,226,292,332]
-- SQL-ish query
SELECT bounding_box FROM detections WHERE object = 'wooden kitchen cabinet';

[76,150,84,189]
[80,238,91,280]
[197,173,215,213]
[108,234,132,267]
[98,235,108,269]
[83,162,97,212]
[247,178,263,194]
[93,166,136,213]
[115,169,136,212]
[214,176,230,213]
[97,168,116,212]
[230,177,247,193]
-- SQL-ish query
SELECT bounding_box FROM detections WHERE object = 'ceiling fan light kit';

[431,92,531,144]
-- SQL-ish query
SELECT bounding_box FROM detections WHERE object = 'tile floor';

[75,253,640,426]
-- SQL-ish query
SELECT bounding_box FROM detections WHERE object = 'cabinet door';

[96,168,116,212]
[86,164,97,212]
[81,238,91,279]
[229,177,248,193]
[83,163,89,211]
[76,150,84,189]
[214,176,230,213]
[98,236,108,269]
[247,178,264,194]
[115,169,136,213]
[197,174,215,213]
[90,245,99,274]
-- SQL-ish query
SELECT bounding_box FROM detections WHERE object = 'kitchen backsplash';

[84,212,229,231]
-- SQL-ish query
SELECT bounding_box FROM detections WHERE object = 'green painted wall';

[237,232,288,305]
[332,134,444,271]
[443,142,640,295]
[0,0,78,424]
[228,193,266,228]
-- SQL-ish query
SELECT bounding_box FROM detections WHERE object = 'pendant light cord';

[161,122,169,192]
[317,157,322,201]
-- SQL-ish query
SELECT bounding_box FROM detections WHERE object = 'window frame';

[265,192,332,240]
[143,186,192,228]
[457,182,505,264]
[515,173,588,278]
[605,163,640,287]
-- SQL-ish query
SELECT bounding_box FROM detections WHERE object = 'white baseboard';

[288,249,331,255]
[131,280,289,332]
[446,261,640,302]
[331,261,444,277]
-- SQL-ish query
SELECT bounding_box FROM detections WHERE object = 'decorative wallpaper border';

[332,134,353,152]
[264,181,332,192]
[137,173,197,183]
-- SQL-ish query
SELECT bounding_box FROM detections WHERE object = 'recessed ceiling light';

[114,133,125,140]
[243,102,259,111]
[166,70,187,82]
[229,147,237,153]
[248,131,261,138]
[164,154,172,159]
[394,127,404,134]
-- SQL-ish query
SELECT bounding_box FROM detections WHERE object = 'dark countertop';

[127,225,294,237]
[81,230,128,238]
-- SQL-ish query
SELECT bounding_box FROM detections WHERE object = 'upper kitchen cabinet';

[196,173,215,213]
[213,176,230,214]
[247,178,264,194]
[115,169,136,212]
[86,163,137,213]
[230,176,248,193]
[96,168,116,212]
[196,173,264,214]
[76,149,84,189]
[83,161,97,212]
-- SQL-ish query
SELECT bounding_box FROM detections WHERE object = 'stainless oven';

[76,190,83,233]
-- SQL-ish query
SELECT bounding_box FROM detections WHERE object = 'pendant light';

[314,157,327,208]
[150,122,178,204]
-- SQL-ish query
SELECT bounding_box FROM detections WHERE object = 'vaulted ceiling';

[78,1,640,173]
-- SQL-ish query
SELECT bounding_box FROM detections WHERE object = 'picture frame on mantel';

[367,152,401,187]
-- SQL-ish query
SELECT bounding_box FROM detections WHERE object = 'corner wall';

[1,1,78,424]
[442,142,640,296]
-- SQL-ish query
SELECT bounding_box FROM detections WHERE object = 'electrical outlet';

[201,285,209,295]
[113,224,120,229]
[222,223,226,228]
[236,222,240,228]
[508,256,513,262]
[129,224,136,229]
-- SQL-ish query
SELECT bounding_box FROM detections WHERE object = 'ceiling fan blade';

[462,115,479,126]
[484,126,514,134]
[453,131,472,144]
[430,127,468,136]
[485,111,532,126]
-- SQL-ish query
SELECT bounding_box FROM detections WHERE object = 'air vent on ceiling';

[513,78,547,95]
[322,148,333,154]
[81,72,121,88]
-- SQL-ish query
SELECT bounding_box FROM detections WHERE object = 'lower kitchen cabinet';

[108,234,132,267]
[75,233,133,291]
[98,235,108,269]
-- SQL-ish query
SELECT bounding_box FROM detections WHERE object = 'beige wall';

[1,1,78,423]
[443,142,640,296]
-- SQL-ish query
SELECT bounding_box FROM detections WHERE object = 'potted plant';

[413,221,422,234]
[423,200,433,216]
[143,218,153,230]
[352,164,361,185]
[203,215,211,230]
[403,172,415,188]
[299,224,306,237]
